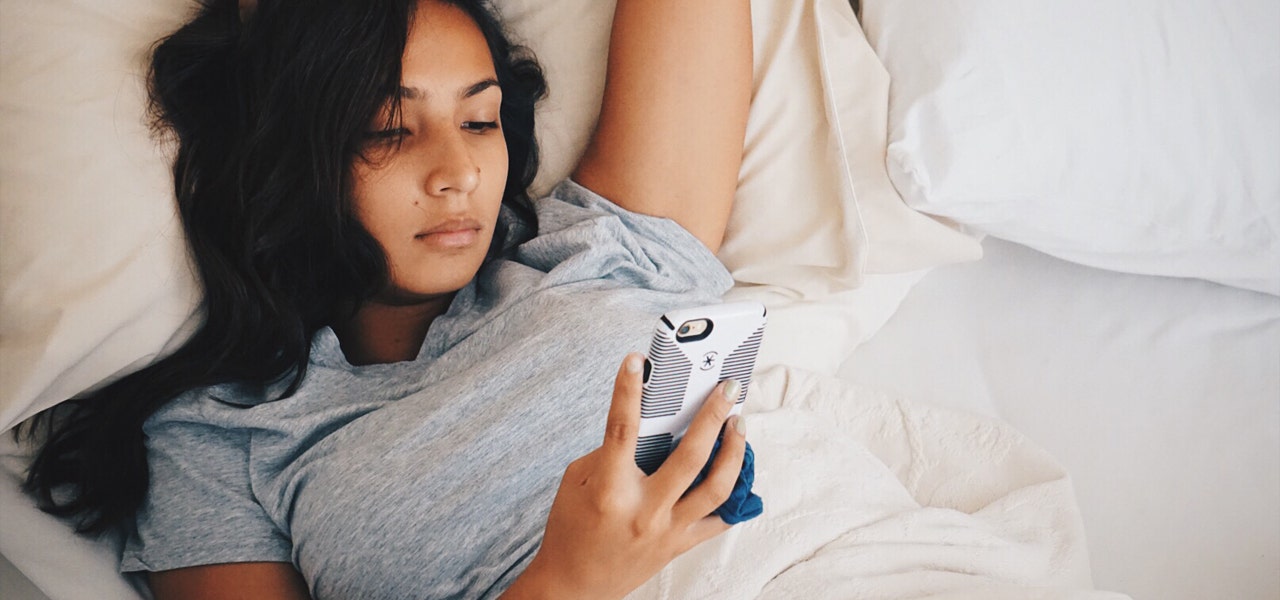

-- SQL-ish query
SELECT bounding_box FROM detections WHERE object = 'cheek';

[484,139,509,190]
[349,170,408,247]
[480,140,510,212]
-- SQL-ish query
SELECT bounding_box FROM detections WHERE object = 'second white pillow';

[862,0,1280,295]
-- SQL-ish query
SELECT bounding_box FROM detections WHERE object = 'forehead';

[402,0,496,89]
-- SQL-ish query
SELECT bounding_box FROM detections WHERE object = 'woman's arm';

[150,562,311,600]
[572,0,753,253]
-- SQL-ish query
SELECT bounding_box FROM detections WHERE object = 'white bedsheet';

[629,366,1127,599]
[839,237,1280,600]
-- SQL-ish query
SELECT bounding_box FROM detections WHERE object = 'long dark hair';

[19,0,547,535]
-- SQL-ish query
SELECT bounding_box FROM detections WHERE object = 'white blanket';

[627,366,1130,599]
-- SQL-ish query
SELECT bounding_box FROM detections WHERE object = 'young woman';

[23,0,753,597]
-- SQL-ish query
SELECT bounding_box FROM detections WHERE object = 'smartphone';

[634,301,767,474]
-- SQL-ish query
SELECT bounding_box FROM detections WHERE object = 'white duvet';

[627,366,1129,600]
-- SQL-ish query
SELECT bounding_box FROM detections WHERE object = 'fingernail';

[733,415,747,436]
[625,354,643,374]
[723,379,742,404]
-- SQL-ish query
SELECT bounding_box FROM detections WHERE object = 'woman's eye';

[363,128,410,144]
[462,121,500,133]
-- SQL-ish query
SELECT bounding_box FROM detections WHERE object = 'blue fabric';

[687,438,763,525]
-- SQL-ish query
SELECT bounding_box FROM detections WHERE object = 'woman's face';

[350,0,508,305]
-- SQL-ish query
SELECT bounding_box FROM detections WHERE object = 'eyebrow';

[399,78,501,101]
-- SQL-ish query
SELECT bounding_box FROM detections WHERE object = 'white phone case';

[634,302,767,474]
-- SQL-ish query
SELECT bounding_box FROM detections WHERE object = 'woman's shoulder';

[530,178,719,255]
[517,179,732,294]
[533,179,643,221]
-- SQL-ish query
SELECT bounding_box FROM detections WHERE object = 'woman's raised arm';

[572,0,753,253]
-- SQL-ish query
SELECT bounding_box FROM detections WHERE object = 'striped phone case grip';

[634,302,766,474]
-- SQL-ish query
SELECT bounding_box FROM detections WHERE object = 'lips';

[415,217,483,249]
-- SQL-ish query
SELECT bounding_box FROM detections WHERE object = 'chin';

[385,264,485,305]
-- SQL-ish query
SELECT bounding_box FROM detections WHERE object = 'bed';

[1,0,1276,598]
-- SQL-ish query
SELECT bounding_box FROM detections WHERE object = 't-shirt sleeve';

[517,179,734,297]
[120,393,292,573]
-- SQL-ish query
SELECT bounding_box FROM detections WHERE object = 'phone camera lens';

[675,318,712,342]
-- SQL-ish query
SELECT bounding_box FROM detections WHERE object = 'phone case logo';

[700,351,718,371]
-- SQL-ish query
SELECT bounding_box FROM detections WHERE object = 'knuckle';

[667,524,696,552]
[604,421,634,444]
[704,477,734,503]
[723,440,746,465]
[564,457,586,477]
[591,487,629,515]
[629,512,663,539]
[700,400,731,426]
[669,450,705,476]
[666,533,694,560]
[562,457,592,484]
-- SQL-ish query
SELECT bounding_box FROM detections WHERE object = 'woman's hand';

[502,353,748,600]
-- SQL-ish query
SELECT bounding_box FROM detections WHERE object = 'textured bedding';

[625,366,1127,599]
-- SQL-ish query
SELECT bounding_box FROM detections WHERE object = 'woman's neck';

[332,294,454,366]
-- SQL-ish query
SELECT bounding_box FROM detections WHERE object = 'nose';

[423,129,480,197]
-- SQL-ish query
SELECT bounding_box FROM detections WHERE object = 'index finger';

[602,352,646,460]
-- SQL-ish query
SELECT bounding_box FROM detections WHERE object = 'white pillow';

[0,0,202,433]
[860,0,1280,295]
[0,0,977,432]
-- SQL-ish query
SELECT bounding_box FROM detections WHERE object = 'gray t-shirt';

[120,180,733,599]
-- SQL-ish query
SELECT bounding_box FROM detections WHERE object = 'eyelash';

[462,121,500,133]
[364,127,409,143]
[363,121,499,144]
